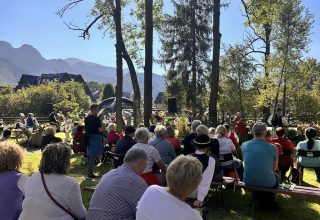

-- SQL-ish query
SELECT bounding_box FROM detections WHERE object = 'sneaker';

[87,174,99,179]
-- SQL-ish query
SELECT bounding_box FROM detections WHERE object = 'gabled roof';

[154,92,164,104]
[18,74,38,86]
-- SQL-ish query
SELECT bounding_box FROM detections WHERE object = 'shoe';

[87,174,99,179]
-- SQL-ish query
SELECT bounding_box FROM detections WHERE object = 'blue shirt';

[149,137,176,165]
[241,139,278,188]
[297,139,320,168]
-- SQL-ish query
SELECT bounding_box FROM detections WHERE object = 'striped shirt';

[87,164,148,220]
[217,137,236,166]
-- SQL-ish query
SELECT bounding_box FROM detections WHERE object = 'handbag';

[41,172,80,220]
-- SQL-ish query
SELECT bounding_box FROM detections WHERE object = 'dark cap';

[252,122,267,133]
[125,126,136,134]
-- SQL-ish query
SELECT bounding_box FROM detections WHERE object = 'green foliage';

[102,83,115,100]
[0,82,91,119]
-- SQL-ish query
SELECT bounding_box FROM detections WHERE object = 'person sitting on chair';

[87,148,148,220]
[131,127,167,186]
[188,134,215,208]
[216,125,244,180]
[0,129,11,142]
[297,127,320,183]
[114,126,137,168]
[136,155,203,220]
[270,127,294,182]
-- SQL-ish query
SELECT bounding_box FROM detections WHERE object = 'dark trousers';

[87,156,96,176]
[279,163,290,182]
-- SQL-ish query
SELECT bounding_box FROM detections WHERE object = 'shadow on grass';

[207,187,320,220]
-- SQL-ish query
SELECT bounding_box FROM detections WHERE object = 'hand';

[193,200,203,207]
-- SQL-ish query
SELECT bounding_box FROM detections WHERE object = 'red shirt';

[266,138,283,158]
[229,131,239,148]
[107,131,120,147]
[166,137,181,150]
[270,137,294,166]
[236,121,248,135]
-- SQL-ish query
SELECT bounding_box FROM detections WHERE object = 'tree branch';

[64,14,103,39]
[56,0,85,18]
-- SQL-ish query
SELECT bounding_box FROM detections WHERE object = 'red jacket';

[270,137,294,167]
[107,131,120,147]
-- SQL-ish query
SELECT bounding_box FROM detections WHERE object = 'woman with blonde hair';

[19,143,87,220]
[216,125,244,180]
[107,123,120,147]
[136,155,203,220]
[0,142,29,220]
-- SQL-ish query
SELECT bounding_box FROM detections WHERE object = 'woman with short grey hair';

[19,143,87,220]
[132,128,167,185]
[154,125,167,138]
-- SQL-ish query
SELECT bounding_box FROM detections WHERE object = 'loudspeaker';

[168,98,177,113]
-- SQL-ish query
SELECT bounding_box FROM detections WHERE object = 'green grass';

[19,132,320,219]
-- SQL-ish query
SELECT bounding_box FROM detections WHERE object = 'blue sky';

[0,0,319,75]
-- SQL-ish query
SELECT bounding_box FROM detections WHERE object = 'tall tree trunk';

[282,75,287,116]
[122,49,141,127]
[144,0,153,127]
[209,0,221,127]
[263,24,272,122]
[191,0,197,116]
[114,0,123,132]
[237,73,244,113]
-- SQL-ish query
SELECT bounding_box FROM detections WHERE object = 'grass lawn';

[19,133,320,219]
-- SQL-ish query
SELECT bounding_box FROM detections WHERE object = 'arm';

[230,139,236,152]
[273,146,279,171]
[196,157,215,204]
[156,160,167,174]
[67,181,87,220]
[17,174,29,195]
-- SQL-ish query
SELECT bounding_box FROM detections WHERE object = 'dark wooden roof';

[154,92,164,104]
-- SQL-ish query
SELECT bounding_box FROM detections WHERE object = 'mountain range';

[0,41,165,99]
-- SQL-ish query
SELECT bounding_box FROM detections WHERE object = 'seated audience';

[19,143,87,220]
[72,125,85,153]
[216,125,244,180]
[87,148,148,220]
[0,129,11,142]
[241,122,279,188]
[0,142,29,220]
[266,130,283,158]
[297,127,320,182]
[132,128,167,185]
[188,134,215,207]
[136,155,203,220]
[71,121,80,137]
[148,124,156,142]
[106,123,120,147]
[224,124,239,148]
[184,120,202,155]
[40,127,62,150]
[241,122,279,210]
[208,127,216,138]
[270,127,294,182]
[165,126,182,155]
[149,125,176,166]
[114,126,137,168]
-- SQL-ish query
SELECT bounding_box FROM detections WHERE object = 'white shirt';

[132,143,162,173]
[17,173,29,194]
[19,172,87,220]
[136,185,202,220]
[191,150,215,202]
[217,137,236,166]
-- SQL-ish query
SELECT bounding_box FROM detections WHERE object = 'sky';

[0,0,319,75]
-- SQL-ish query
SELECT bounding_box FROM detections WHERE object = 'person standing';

[64,114,73,143]
[85,104,104,179]
[49,109,59,133]
[268,108,287,128]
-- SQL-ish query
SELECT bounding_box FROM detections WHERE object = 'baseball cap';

[252,122,267,132]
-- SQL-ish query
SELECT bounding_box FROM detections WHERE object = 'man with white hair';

[184,120,202,155]
[87,148,148,220]
[149,125,176,165]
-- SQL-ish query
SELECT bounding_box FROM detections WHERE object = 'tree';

[159,0,212,116]
[220,44,256,113]
[102,83,115,100]
[208,0,221,127]
[57,0,142,129]
[272,0,313,114]
[144,0,154,127]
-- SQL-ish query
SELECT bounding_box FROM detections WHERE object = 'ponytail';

[305,127,317,150]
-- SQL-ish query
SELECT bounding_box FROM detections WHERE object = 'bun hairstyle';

[305,127,317,150]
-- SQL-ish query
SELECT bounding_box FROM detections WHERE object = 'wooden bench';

[211,176,235,205]
[84,186,96,192]
[236,182,320,216]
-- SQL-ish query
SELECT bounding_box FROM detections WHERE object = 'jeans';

[222,158,244,181]
[87,156,96,176]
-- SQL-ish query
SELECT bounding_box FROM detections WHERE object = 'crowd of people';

[0,105,320,220]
